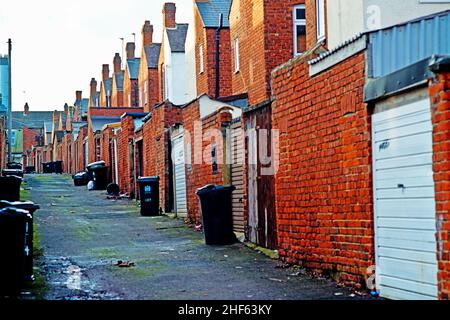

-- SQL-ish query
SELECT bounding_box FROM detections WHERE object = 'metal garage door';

[172,135,187,217]
[230,121,245,233]
[372,98,438,300]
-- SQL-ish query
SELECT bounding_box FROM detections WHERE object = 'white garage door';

[172,135,187,217]
[372,98,438,300]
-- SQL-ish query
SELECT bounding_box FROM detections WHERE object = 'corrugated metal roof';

[369,10,450,78]
[196,0,231,28]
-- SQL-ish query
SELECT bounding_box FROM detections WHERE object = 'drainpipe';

[215,14,223,99]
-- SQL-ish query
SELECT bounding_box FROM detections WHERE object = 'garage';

[372,98,438,300]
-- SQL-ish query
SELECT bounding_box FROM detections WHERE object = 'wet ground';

[24,174,369,300]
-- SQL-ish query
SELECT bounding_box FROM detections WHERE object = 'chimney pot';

[113,53,122,73]
[76,91,82,101]
[102,64,110,81]
[142,20,154,47]
[163,3,176,29]
[126,42,136,59]
[90,78,97,98]
[24,103,30,115]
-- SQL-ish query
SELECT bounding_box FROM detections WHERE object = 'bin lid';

[87,161,106,169]
[0,175,23,182]
[196,184,236,195]
[138,176,159,183]
[0,207,32,218]
[0,200,40,213]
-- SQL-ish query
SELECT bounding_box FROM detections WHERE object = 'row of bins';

[43,161,63,174]
[0,172,40,297]
[73,161,109,190]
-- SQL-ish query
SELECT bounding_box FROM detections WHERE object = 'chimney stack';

[76,90,82,102]
[53,110,59,123]
[142,21,154,47]
[24,103,30,115]
[102,64,110,81]
[126,42,136,59]
[64,103,69,114]
[90,78,97,98]
[113,53,122,73]
[163,3,176,29]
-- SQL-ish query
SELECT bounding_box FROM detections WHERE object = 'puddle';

[65,265,82,290]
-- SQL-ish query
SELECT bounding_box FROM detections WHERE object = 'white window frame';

[316,0,326,41]
[199,44,204,74]
[234,37,240,73]
[293,4,306,56]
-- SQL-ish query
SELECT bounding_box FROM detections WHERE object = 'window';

[316,0,326,41]
[293,4,306,55]
[234,37,240,73]
[199,44,204,74]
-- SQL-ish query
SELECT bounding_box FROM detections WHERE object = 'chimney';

[113,53,122,73]
[142,21,154,47]
[102,64,110,81]
[24,103,30,115]
[126,42,136,59]
[163,3,176,29]
[90,78,97,98]
[53,110,59,123]
[76,90,82,102]
[64,103,69,114]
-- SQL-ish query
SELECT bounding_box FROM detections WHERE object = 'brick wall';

[22,127,41,163]
[142,102,182,212]
[124,75,139,107]
[229,0,304,107]
[271,51,374,288]
[195,6,232,98]
[117,116,135,196]
[182,102,233,224]
[429,67,450,300]
[76,126,88,171]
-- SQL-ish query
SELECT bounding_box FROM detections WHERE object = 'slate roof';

[167,24,189,53]
[127,58,141,79]
[54,131,65,143]
[196,0,231,28]
[12,111,63,130]
[144,43,162,68]
[81,99,89,115]
[103,78,113,95]
[91,116,122,132]
[114,71,124,91]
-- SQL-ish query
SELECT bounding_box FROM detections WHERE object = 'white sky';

[0,0,193,111]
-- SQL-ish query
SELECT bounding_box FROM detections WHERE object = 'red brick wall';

[76,126,88,172]
[142,102,182,212]
[182,103,232,224]
[429,69,450,300]
[195,6,232,98]
[22,127,41,158]
[271,51,374,288]
[229,0,304,107]
[117,116,135,196]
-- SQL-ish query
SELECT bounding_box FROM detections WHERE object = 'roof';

[54,131,65,143]
[91,116,122,132]
[114,71,124,91]
[166,24,189,53]
[12,111,62,130]
[196,0,231,28]
[144,43,162,68]
[127,58,141,79]
[103,78,113,95]
[81,99,89,115]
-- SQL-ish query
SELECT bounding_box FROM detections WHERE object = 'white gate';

[172,134,187,217]
[372,98,438,300]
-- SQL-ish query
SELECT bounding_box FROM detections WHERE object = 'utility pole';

[120,37,124,69]
[7,39,12,164]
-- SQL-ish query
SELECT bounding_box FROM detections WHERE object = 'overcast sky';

[0,0,193,111]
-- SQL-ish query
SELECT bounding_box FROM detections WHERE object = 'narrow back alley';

[25,174,361,300]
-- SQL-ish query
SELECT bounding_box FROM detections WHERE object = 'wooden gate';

[245,104,277,249]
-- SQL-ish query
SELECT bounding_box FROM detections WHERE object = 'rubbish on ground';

[275,262,290,269]
[268,278,284,283]
[87,181,94,191]
[195,224,202,232]
[115,260,135,268]
[334,292,344,296]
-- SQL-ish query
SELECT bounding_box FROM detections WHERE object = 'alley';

[26,174,363,300]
